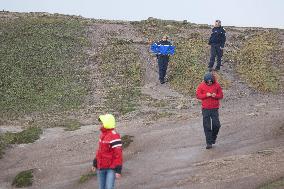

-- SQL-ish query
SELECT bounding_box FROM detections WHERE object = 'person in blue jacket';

[208,20,226,71]
[151,35,175,84]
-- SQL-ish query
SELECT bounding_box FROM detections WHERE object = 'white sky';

[1,0,284,28]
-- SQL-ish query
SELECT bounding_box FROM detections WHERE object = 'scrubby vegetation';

[234,32,281,92]
[99,39,143,115]
[258,177,284,189]
[79,171,97,184]
[0,15,89,120]
[12,169,34,188]
[41,118,82,131]
[170,37,208,95]
[0,126,42,158]
[121,135,134,149]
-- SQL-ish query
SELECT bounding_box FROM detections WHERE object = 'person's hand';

[220,47,224,50]
[91,166,96,172]
[212,93,216,97]
[206,93,212,97]
[115,173,121,179]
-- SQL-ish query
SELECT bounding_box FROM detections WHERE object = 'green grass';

[0,126,42,158]
[258,177,284,189]
[99,38,143,115]
[121,135,134,149]
[0,15,89,119]
[169,37,208,95]
[12,169,34,188]
[62,119,81,131]
[44,119,82,131]
[235,32,280,92]
[5,126,42,144]
[79,172,97,184]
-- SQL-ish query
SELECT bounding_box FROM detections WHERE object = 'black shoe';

[206,144,212,149]
[212,137,217,144]
[208,67,213,72]
[160,81,165,84]
[214,67,220,71]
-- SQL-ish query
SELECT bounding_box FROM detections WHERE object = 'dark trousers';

[208,44,223,69]
[202,108,221,145]
[157,55,169,82]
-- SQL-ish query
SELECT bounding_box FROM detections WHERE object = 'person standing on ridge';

[208,20,226,71]
[196,72,223,149]
[151,35,175,84]
[92,114,123,189]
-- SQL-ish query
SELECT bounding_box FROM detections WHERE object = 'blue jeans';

[97,169,115,189]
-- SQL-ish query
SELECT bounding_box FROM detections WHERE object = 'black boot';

[206,144,212,149]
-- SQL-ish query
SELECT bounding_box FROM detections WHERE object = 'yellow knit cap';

[99,114,116,129]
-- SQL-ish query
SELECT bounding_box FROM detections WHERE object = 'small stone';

[255,103,266,107]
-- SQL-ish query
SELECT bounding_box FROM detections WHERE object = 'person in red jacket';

[196,72,223,149]
[92,114,123,189]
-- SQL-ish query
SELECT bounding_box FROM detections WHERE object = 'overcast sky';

[1,0,284,28]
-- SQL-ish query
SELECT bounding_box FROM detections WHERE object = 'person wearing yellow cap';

[92,114,123,189]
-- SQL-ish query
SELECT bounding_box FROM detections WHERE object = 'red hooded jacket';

[196,80,223,109]
[93,127,123,174]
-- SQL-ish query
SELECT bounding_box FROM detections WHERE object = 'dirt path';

[0,22,284,189]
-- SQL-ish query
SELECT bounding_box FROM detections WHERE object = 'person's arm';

[150,42,159,54]
[221,28,226,48]
[213,84,223,99]
[196,84,208,100]
[92,150,98,172]
[208,28,213,45]
[168,42,175,55]
[110,136,123,177]
[113,148,122,174]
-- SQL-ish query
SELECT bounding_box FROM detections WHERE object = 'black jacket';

[208,27,226,48]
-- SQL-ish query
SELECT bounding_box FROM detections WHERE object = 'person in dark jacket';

[208,20,226,71]
[196,72,223,149]
[151,35,175,84]
[92,114,123,189]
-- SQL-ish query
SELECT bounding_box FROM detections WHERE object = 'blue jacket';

[208,27,226,48]
[151,40,175,55]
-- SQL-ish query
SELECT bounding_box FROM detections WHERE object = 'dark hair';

[204,72,214,83]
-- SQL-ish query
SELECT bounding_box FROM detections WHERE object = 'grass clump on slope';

[258,177,284,189]
[0,126,42,158]
[235,32,281,92]
[12,169,34,188]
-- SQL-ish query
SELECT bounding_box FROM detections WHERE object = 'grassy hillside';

[0,13,283,124]
[131,18,231,95]
[0,14,89,120]
[233,32,282,92]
